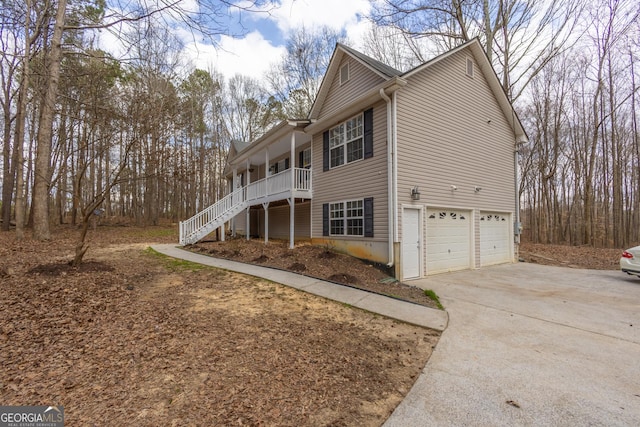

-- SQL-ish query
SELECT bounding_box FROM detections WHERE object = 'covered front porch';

[226,120,313,248]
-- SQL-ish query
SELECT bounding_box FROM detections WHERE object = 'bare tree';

[371,0,584,100]
[266,26,345,118]
[360,24,427,71]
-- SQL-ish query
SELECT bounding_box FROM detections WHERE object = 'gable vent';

[466,57,474,78]
[340,63,350,85]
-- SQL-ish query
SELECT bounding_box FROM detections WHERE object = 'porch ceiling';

[244,131,312,167]
[228,120,312,171]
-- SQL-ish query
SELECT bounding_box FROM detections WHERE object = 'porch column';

[263,202,269,244]
[246,208,251,240]
[289,132,296,249]
[290,131,296,190]
[265,149,270,199]
[246,159,251,240]
[288,198,294,249]
[230,168,238,242]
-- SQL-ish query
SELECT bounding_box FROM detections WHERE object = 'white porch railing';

[179,187,246,245]
[179,167,312,245]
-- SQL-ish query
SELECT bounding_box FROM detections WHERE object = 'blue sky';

[177,0,373,80]
[98,0,373,80]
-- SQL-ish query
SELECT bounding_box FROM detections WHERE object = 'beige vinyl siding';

[311,102,389,244]
[233,209,248,234]
[257,202,311,239]
[395,51,516,268]
[317,56,386,121]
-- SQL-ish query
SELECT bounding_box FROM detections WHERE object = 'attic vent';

[340,63,350,85]
[466,57,474,78]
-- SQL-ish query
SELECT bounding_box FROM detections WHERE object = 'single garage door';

[426,208,471,274]
[480,212,512,266]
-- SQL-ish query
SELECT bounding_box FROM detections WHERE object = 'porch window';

[269,157,289,175]
[300,148,311,169]
[328,114,363,168]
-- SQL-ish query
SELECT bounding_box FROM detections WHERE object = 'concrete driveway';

[385,262,640,426]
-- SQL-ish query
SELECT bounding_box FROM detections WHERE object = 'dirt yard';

[0,225,440,426]
[518,241,625,270]
[191,238,439,308]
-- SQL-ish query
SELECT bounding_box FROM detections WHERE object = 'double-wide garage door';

[422,208,512,276]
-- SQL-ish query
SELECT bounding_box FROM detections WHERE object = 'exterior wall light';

[411,186,421,200]
[474,186,482,193]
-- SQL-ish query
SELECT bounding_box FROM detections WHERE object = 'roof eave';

[227,119,311,168]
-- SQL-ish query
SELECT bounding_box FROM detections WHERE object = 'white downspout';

[392,92,399,246]
[514,136,526,253]
[380,88,394,267]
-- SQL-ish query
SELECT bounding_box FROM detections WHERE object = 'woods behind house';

[1,0,639,248]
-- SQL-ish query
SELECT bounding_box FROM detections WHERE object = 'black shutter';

[285,157,290,170]
[322,203,329,236]
[364,108,373,159]
[323,131,330,171]
[299,150,304,168]
[364,197,374,237]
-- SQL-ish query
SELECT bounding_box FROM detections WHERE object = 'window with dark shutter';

[364,108,373,159]
[364,197,374,237]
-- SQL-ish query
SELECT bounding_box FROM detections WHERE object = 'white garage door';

[426,209,471,274]
[480,212,512,266]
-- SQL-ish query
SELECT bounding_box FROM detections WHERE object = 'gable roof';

[231,139,251,153]
[309,39,527,142]
[308,44,402,119]
[337,43,402,79]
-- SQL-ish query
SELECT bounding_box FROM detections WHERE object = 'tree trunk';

[33,0,67,240]
[2,106,14,231]
[14,0,33,240]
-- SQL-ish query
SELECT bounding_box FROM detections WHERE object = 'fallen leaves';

[0,226,440,426]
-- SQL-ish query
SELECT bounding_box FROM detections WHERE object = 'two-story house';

[179,38,527,280]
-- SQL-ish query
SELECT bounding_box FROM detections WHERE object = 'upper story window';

[328,114,363,168]
[340,63,350,85]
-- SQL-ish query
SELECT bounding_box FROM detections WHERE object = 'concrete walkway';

[150,244,448,331]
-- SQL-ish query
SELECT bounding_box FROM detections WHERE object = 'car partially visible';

[620,245,640,277]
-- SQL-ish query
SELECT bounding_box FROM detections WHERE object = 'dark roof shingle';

[337,43,402,78]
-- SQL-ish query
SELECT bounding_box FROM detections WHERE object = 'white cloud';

[344,18,374,49]
[184,31,286,80]
[97,0,373,82]
[255,0,371,35]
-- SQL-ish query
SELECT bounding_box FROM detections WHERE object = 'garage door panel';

[480,212,512,266]
[426,209,471,274]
